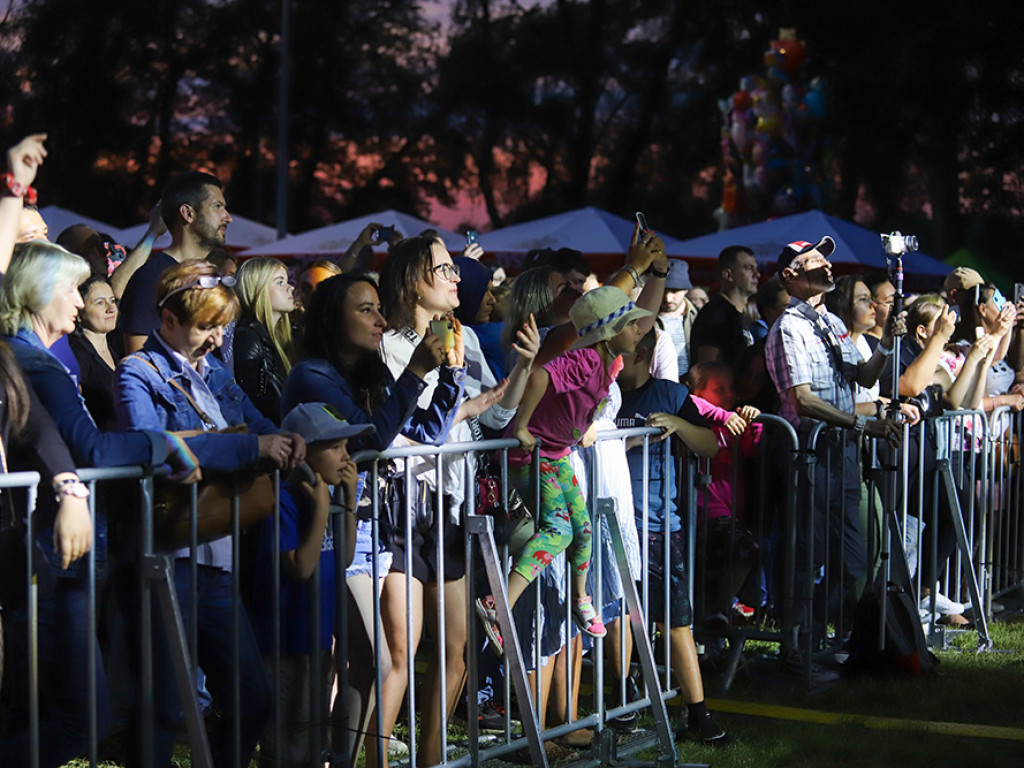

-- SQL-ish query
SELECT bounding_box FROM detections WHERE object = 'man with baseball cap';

[766,235,903,678]
[942,266,984,316]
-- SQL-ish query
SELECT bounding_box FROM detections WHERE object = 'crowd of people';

[0,132,1020,768]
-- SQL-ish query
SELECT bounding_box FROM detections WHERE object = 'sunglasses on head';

[158,274,237,307]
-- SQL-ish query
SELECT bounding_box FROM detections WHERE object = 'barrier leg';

[601,499,707,768]
[145,553,215,768]
[937,460,992,650]
[464,513,548,768]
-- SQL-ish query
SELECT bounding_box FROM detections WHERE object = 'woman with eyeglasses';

[232,257,297,424]
[67,275,122,429]
[368,234,516,768]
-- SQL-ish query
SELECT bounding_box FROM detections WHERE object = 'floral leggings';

[512,455,592,583]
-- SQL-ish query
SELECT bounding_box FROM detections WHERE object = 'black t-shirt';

[117,251,177,337]
[688,293,754,367]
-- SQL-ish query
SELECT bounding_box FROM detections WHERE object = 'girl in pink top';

[688,361,762,625]
[481,287,650,644]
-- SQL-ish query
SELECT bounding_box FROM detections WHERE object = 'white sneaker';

[919,592,964,616]
[387,738,409,758]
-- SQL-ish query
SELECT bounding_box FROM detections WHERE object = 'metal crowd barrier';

[3,408,1024,767]
[688,407,1023,690]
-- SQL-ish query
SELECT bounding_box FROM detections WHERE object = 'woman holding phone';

[373,234,529,768]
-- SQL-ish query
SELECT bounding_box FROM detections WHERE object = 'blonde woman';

[233,257,297,424]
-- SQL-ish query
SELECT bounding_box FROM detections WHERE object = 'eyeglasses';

[158,275,237,307]
[432,262,461,281]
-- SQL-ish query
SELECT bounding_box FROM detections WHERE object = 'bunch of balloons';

[716,28,829,230]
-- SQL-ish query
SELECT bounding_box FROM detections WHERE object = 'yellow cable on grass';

[707,699,1024,742]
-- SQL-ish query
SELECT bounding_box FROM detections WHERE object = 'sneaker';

[778,649,840,685]
[731,604,757,627]
[963,599,1005,614]
[387,737,409,758]
[478,699,518,732]
[606,710,638,733]
[919,592,964,616]
[677,712,729,746]
[572,596,607,638]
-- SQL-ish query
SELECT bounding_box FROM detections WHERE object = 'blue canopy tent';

[675,210,949,290]
[478,206,690,274]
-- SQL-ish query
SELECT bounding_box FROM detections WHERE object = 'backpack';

[847,582,938,676]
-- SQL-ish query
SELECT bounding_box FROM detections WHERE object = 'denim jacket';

[281,358,465,452]
[114,333,278,472]
[6,329,172,579]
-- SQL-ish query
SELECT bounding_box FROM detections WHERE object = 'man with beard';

[765,236,902,678]
[119,171,232,353]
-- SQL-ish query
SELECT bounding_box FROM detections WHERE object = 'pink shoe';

[573,596,606,638]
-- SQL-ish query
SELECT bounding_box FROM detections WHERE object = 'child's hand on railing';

[736,405,760,424]
[514,426,537,453]
[724,413,748,437]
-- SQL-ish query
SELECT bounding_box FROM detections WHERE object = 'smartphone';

[430,319,455,351]
[374,225,395,243]
[635,212,649,243]
[466,230,478,246]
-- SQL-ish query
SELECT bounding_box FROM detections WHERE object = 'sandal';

[475,596,505,655]
[572,596,607,638]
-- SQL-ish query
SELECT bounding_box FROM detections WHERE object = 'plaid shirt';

[766,296,862,430]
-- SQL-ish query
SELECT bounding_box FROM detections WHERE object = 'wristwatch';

[54,478,90,504]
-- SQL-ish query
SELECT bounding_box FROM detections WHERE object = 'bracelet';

[1,173,38,205]
[875,400,886,419]
[877,343,894,357]
[649,267,669,279]
[619,265,641,285]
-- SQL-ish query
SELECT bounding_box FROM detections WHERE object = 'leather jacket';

[232,314,288,424]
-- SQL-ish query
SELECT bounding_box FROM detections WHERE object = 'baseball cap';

[942,266,984,294]
[281,403,375,444]
[776,236,836,278]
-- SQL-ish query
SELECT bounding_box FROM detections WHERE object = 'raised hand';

[7,133,47,188]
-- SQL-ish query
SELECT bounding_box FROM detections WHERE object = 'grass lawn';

[64,616,1024,767]
[665,615,1024,768]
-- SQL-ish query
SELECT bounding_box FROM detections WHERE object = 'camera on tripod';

[881,231,918,256]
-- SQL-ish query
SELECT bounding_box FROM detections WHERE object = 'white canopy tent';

[119,213,279,251]
[240,210,462,257]
[38,205,127,242]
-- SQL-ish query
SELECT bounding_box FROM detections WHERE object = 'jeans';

[0,571,112,768]
[119,561,271,768]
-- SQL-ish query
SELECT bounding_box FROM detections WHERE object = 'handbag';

[153,473,277,548]
[475,452,533,552]
[123,355,278,548]
[378,459,436,539]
